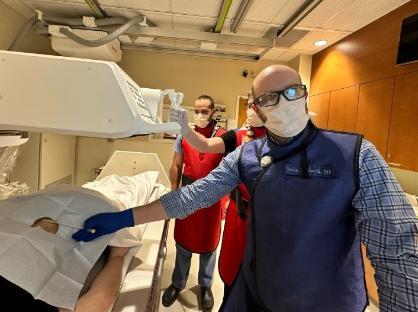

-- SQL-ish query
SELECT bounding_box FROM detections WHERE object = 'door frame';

[235,94,249,129]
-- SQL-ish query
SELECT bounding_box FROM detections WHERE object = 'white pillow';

[82,171,168,247]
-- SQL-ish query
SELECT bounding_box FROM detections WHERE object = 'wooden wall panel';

[386,71,418,171]
[356,78,394,157]
[328,86,359,132]
[311,1,418,95]
[308,92,330,128]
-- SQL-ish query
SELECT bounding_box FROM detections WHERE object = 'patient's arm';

[59,247,128,312]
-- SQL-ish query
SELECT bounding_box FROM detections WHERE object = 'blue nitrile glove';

[72,208,134,242]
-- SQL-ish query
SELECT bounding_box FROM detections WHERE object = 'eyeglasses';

[253,85,307,108]
[194,108,213,115]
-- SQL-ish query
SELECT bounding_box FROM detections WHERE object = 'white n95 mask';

[193,113,210,128]
[246,108,264,127]
[261,96,309,138]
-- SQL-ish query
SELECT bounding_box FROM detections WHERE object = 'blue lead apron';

[223,123,367,312]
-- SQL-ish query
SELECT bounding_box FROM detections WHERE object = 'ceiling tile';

[72,3,95,16]
[98,0,119,6]
[262,47,286,60]
[233,22,268,37]
[322,0,410,32]
[226,0,242,19]
[290,30,349,52]
[245,0,287,23]
[270,0,306,25]
[297,0,353,29]
[172,16,215,32]
[22,0,79,17]
[56,0,85,3]
[115,0,170,12]
[171,0,221,17]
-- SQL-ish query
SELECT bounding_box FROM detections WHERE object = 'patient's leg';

[59,247,129,312]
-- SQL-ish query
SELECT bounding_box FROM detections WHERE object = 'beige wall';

[120,50,285,119]
[1,1,60,191]
[75,136,174,186]
[75,50,286,185]
[0,1,54,53]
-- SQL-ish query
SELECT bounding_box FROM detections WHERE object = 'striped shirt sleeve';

[160,147,241,218]
[352,139,418,311]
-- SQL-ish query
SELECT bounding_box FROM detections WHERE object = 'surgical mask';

[261,96,309,138]
[246,108,264,127]
[193,113,210,128]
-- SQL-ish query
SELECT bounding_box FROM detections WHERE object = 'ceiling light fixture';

[313,39,328,47]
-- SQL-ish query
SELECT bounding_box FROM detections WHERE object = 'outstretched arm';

[170,108,226,153]
[352,140,418,311]
[73,147,242,242]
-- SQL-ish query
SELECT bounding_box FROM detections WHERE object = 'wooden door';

[386,71,418,171]
[309,92,330,128]
[328,86,359,132]
[237,96,248,129]
[356,78,394,157]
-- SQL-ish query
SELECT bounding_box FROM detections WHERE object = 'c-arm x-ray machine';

[0,50,183,144]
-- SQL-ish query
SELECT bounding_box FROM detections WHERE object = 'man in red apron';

[169,94,267,302]
[162,95,226,312]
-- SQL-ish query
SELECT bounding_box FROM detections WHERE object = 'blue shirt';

[161,139,418,311]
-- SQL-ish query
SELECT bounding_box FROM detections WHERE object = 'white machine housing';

[49,25,122,62]
[0,51,180,138]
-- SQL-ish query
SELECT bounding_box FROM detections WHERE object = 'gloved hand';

[72,208,134,242]
[169,108,190,135]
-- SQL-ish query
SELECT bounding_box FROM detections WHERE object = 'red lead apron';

[174,123,227,254]
[219,126,267,285]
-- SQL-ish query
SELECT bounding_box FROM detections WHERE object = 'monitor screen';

[396,13,418,65]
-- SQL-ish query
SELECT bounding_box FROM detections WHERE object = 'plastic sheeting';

[0,146,28,199]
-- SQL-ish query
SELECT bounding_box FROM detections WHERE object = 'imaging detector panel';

[0,51,180,138]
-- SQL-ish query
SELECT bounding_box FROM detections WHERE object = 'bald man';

[74,65,418,312]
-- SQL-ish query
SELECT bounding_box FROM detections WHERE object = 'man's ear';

[209,107,216,120]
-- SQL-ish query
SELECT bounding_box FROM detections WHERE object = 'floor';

[159,220,380,312]
[159,220,224,312]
